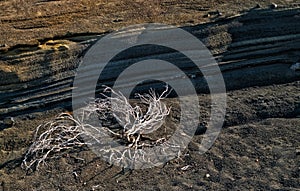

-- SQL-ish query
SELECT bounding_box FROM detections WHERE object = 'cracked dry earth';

[0,0,300,190]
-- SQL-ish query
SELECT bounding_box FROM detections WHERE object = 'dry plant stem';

[97,86,171,148]
[22,113,85,170]
[22,113,111,171]
[22,86,171,171]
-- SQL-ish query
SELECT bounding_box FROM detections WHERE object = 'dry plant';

[93,86,171,148]
[21,113,86,171]
[22,86,171,171]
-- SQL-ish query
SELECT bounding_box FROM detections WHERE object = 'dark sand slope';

[0,0,300,190]
[1,7,300,119]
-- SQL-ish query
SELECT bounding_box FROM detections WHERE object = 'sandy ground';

[1,0,300,48]
[0,81,299,190]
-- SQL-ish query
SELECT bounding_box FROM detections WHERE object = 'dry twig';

[22,86,171,170]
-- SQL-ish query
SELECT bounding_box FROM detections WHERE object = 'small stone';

[113,18,123,23]
[195,122,207,135]
[270,3,278,9]
[190,74,196,79]
[0,117,15,130]
[205,173,211,178]
[203,13,211,18]
[181,165,190,171]
[36,11,42,17]
[290,62,300,71]
[4,117,14,127]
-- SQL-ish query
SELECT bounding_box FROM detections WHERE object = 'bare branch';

[22,86,172,171]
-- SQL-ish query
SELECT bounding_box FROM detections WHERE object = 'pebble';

[195,122,207,135]
[0,117,15,130]
[270,3,278,9]
[190,74,196,79]
[290,62,300,71]
[113,18,123,23]
[205,173,211,178]
[4,117,14,126]
[181,165,190,171]
[204,13,211,18]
